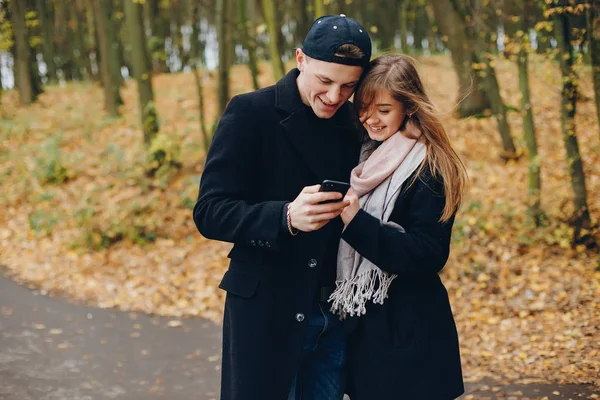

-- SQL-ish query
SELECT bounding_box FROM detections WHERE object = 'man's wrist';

[286,203,298,236]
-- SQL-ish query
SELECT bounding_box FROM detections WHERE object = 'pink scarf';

[351,120,422,196]
[329,120,426,318]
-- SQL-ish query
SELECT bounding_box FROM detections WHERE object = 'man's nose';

[327,86,341,104]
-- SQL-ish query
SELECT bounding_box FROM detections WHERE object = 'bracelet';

[286,203,298,236]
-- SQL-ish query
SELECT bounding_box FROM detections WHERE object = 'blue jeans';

[288,301,346,400]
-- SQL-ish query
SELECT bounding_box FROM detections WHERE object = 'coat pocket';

[218,268,260,298]
[392,323,417,351]
[387,288,417,351]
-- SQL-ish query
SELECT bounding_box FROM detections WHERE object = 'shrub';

[34,135,73,184]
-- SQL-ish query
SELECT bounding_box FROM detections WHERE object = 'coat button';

[308,259,317,268]
[295,313,305,322]
[258,240,264,247]
[250,240,256,246]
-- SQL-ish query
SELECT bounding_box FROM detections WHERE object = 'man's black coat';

[193,69,361,400]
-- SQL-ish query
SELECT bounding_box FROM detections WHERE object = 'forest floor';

[1,273,598,399]
[0,55,599,389]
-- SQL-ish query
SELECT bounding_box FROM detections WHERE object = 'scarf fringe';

[328,269,398,319]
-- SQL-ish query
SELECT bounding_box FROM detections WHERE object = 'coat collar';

[275,69,360,182]
[275,68,305,115]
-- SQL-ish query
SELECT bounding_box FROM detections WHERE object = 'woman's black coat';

[193,69,361,400]
[342,169,465,400]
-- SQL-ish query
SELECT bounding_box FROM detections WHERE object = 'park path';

[0,272,221,400]
[0,272,597,400]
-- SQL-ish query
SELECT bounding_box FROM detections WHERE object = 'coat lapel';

[280,109,341,182]
[276,69,359,183]
[334,106,362,180]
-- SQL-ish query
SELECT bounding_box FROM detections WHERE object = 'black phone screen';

[318,180,351,203]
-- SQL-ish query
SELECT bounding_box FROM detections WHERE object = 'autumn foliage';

[0,57,598,387]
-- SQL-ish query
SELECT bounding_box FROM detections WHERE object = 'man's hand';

[288,185,350,232]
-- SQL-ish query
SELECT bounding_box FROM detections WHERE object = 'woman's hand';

[340,189,360,226]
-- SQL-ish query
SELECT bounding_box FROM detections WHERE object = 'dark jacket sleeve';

[341,175,455,277]
[192,95,288,251]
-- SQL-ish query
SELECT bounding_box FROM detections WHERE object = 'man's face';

[296,50,364,119]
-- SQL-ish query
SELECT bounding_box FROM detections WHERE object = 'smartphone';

[318,180,351,203]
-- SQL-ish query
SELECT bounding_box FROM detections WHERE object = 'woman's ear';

[403,117,422,139]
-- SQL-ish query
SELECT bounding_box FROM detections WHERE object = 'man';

[193,15,372,400]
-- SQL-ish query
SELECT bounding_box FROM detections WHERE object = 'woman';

[330,54,467,399]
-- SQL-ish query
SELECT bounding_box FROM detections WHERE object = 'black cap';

[301,14,371,67]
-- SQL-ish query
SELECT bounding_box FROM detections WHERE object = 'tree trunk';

[239,0,260,90]
[328,0,341,15]
[93,0,121,116]
[428,0,490,117]
[169,1,185,72]
[261,0,285,81]
[398,0,409,52]
[377,0,397,52]
[67,3,85,80]
[452,0,517,156]
[54,0,67,79]
[26,0,44,98]
[216,0,231,119]
[413,6,426,52]
[515,0,542,225]
[36,0,57,83]
[554,7,593,245]
[124,0,159,146]
[296,0,310,40]
[82,0,99,81]
[534,1,551,54]
[11,0,35,105]
[424,4,439,53]
[54,0,72,81]
[190,1,211,155]
[107,2,124,104]
[1,2,7,102]
[587,0,600,140]
[518,52,542,224]
[314,0,323,19]
[275,0,287,62]
[486,3,499,53]
[477,56,517,156]
[145,0,168,73]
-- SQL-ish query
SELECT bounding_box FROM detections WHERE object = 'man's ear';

[296,49,306,72]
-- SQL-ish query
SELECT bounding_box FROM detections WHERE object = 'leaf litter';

[0,57,598,388]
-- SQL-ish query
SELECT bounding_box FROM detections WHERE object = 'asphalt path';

[0,271,597,400]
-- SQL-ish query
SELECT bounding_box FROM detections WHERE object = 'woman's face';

[360,90,406,142]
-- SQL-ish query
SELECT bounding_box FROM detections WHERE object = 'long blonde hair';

[354,54,467,222]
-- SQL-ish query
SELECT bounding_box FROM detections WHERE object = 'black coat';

[193,69,361,400]
[342,170,464,400]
